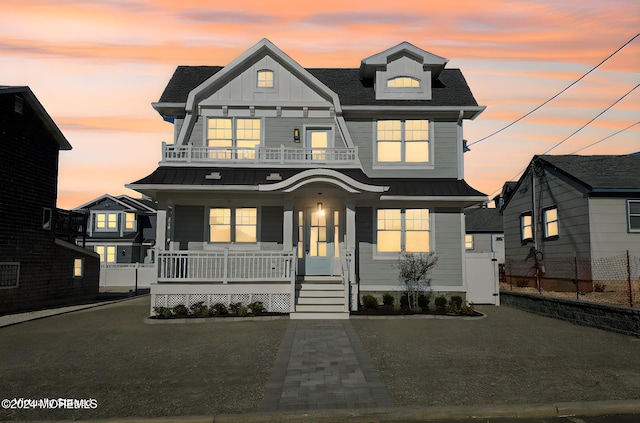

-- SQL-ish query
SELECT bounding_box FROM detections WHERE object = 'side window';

[543,207,559,239]
[520,212,533,242]
[257,69,274,88]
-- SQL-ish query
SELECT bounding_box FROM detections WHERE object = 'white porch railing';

[157,249,296,284]
[340,246,355,312]
[162,142,359,165]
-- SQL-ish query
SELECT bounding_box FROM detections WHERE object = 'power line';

[542,83,639,155]
[568,121,640,154]
[468,32,640,147]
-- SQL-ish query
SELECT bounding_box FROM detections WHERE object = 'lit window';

[257,69,274,88]
[386,76,420,88]
[521,213,533,242]
[544,207,559,238]
[465,234,474,249]
[95,213,118,231]
[74,259,83,277]
[628,200,640,232]
[207,118,261,160]
[125,213,135,230]
[209,208,257,243]
[377,120,429,163]
[377,209,430,253]
[95,246,116,263]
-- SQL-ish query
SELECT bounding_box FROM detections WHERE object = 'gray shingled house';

[127,39,487,318]
[502,154,640,289]
[464,207,504,263]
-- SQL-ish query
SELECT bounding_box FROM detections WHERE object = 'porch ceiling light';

[317,201,324,215]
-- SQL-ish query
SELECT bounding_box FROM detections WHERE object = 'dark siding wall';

[0,91,99,314]
[173,205,205,247]
[260,206,283,244]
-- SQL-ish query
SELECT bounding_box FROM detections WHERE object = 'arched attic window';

[386,76,420,88]
[257,69,274,88]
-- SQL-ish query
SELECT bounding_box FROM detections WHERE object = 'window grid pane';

[257,70,274,88]
[125,213,135,230]
[235,208,257,243]
[107,214,117,229]
[96,214,106,229]
[106,246,116,263]
[210,208,231,243]
[544,207,559,237]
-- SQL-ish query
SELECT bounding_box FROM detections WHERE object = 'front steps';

[290,277,349,320]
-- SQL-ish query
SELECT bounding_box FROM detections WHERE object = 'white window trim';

[95,245,118,264]
[386,76,421,89]
[93,212,119,232]
[73,258,84,277]
[373,208,432,259]
[627,199,640,233]
[465,234,474,250]
[373,120,434,169]
[302,125,335,148]
[256,69,276,90]
[520,211,534,242]
[208,207,260,244]
[204,117,264,150]
[124,212,136,231]
[543,206,559,239]
[0,262,20,289]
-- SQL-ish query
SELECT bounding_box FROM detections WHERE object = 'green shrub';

[229,302,242,315]
[189,301,209,317]
[382,293,395,307]
[460,302,476,316]
[418,293,430,310]
[172,304,189,316]
[153,306,172,319]
[212,303,229,316]
[237,306,249,317]
[248,301,266,314]
[362,294,378,310]
[434,295,447,312]
[450,295,463,311]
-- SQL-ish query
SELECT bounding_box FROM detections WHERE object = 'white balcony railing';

[162,142,359,165]
[157,249,296,283]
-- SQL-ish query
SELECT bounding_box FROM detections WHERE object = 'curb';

[0,294,149,328]
[35,399,640,423]
[143,315,289,324]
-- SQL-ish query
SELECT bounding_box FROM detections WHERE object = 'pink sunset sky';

[1,0,638,209]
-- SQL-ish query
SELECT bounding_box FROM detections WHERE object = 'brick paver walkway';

[260,320,393,411]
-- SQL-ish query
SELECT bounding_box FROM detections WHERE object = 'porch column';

[156,210,167,251]
[346,200,356,251]
[283,199,293,251]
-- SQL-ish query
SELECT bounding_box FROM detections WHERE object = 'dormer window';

[386,76,420,88]
[257,69,274,88]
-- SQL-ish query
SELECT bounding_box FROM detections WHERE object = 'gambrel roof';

[157,66,478,108]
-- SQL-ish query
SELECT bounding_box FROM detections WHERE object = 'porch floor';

[259,320,393,411]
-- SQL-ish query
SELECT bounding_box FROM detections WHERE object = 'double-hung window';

[207,118,261,160]
[95,246,116,263]
[209,208,257,243]
[628,200,640,232]
[73,259,83,277]
[543,207,559,239]
[377,208,430,253]
[376,120,429,164]
[125,213,136,231]
[465,234,474,249]
[95,213,118,231]
[520,212,533,242]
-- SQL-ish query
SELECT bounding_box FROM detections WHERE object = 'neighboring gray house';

[464,206,504,263]
[127,39,487,318]
[73,194,157,264]
[502,154,640,288]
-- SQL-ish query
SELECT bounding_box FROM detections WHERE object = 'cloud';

[302,11,428,26]
[178,9,279,25]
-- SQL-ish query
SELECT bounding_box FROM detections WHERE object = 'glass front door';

[300,207,335,275]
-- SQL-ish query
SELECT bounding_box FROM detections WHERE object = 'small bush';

[237,306,249,317]
[382,293,395,307]
[189,301,209,317]
[153,306,172,319]
[434,295,447,312]
[248,301,266,314]
[460,302,476,316]
[362,294,379,310]
[212,303,229,316]
[450,295,463,311]
[229,302,243,315]
[172,304,189,316]
[417,293,430,310]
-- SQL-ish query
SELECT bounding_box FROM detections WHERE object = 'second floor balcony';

[162,142,359,167]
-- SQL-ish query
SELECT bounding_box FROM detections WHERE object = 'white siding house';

[127,39,487,318]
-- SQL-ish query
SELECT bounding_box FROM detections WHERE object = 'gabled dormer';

[359,41,448,101]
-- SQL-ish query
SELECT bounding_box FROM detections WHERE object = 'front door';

[303,207,334,275]
[305,128,331,161]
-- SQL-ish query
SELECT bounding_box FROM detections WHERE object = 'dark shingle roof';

[465,208,503,233]
[157,66,478,107]
[130,167,485,197]
[538,155,640,191]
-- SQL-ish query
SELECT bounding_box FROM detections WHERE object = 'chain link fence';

[502,251,640,308]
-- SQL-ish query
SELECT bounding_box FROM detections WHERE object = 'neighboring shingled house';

[127,39,488,318]
[0,86,99,314]
[502,154,640,288]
